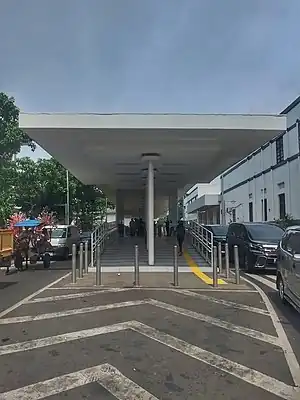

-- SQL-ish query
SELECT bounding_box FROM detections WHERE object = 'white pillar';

[147,161,155,265]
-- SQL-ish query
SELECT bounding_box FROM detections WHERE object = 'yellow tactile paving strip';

[183,250,227,285]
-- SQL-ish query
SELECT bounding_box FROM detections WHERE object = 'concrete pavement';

[0,275,299,399]
[0,260,71,316]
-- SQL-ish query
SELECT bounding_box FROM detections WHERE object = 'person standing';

[176,220,185,256]
[165,218,170,236]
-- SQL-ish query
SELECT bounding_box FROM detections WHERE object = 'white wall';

[222,99,300,224]
[183,178,221,220]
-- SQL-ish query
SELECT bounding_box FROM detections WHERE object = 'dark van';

[226,222,284,272]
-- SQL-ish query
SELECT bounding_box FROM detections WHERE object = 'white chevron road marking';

[172,289,269,315]
[0,363,158,400]
[0,299,279,346]
[0,321,297,400]
[245,273,276,290]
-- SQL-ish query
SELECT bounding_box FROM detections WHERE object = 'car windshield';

[51,228,67,238]
[209,226,228,236]
[247,224,283,241]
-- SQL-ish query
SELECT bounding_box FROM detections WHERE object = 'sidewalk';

[61,271,252,290]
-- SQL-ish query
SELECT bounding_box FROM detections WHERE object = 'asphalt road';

[0,259,71,316]
[242,270,300,376]
[0,276,299,399]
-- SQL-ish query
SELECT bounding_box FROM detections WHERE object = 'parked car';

[276,227,300,312]
[47,225,80,260]
[204,224,228,253]
[226,222,284,272]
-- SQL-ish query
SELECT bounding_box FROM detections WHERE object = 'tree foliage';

[0,93,35,162]
[0,92,113,228]
[10,157,113,228]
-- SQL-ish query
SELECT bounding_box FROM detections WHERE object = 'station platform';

[87,236,229,287]
[90,236,210,272]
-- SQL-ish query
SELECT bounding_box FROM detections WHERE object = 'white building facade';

[222,97,300,224]
[183,179,221,223]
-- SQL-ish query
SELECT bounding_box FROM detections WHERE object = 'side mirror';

[67,232,71,238]
[292,254,300,262]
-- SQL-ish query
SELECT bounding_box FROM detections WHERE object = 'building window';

[232,209,236,222]
[248,202,253,222]
[264,198,268,222]
[276,136,284,164]
[278,193,286,219]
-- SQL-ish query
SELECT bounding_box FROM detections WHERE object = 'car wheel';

[278,276,286,304]
[63,247,69,260]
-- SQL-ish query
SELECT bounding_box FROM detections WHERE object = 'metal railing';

[90,221,117,267]
[185,220,214,267]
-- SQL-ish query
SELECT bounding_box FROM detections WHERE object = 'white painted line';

[0,300,148,325]
[0,321,297,399]
[266,275,277,282]
[47,287,132,292]
[0,322,128,355]
[0,273,71,319]
[245,274,276,290]
[148,299,278,346]
[47,286,258,293]
[27,291,105,303]
[51,286,259,293]
[0,297,279,346]
[173,289,269,315]
[242,275,300,388]
[0,363,158,400]
[133,321,299,400]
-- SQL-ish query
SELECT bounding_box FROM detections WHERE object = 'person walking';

[176,220,185,256]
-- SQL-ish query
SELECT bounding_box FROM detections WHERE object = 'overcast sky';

[1,0,300,159]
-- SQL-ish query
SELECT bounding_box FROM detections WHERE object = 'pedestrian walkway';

[0,279,299,399]
[98,236,210,269]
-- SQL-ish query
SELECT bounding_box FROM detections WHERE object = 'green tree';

[0,93,35,161]
[0,92,36,224]
[12,157,113,228]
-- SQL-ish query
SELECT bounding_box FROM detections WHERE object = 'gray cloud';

[1,0,300,114]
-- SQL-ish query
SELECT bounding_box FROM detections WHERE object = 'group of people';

[118,217,186,256]
[129,218,146,237]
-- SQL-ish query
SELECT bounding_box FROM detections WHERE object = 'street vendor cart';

[0,229,14,273]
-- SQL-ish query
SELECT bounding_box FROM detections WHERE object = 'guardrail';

[185,221,214,267]
[90,221,117,267]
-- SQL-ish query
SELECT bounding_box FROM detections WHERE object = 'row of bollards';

[212,243,240,287]
[71,241,90,284]
[133,244,179,287]
[72,242,240,288]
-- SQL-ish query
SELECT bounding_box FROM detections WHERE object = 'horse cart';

[14,219,52,270]
[0,229,14,273]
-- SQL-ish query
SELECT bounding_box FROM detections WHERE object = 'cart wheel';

[14,254,23,271]
[43,253,51,268]
[30,255,38,264]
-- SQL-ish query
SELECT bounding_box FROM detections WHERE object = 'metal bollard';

[233,245,240,284]
[134,245,140,286]
[173,245,179,286]
[96,244,102,285]
[218,241,222,275]
[213,245,218,287]
[71,243,77,284]
[79,243,83,278]
[84,241,88,273]
[225,243,230,279]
